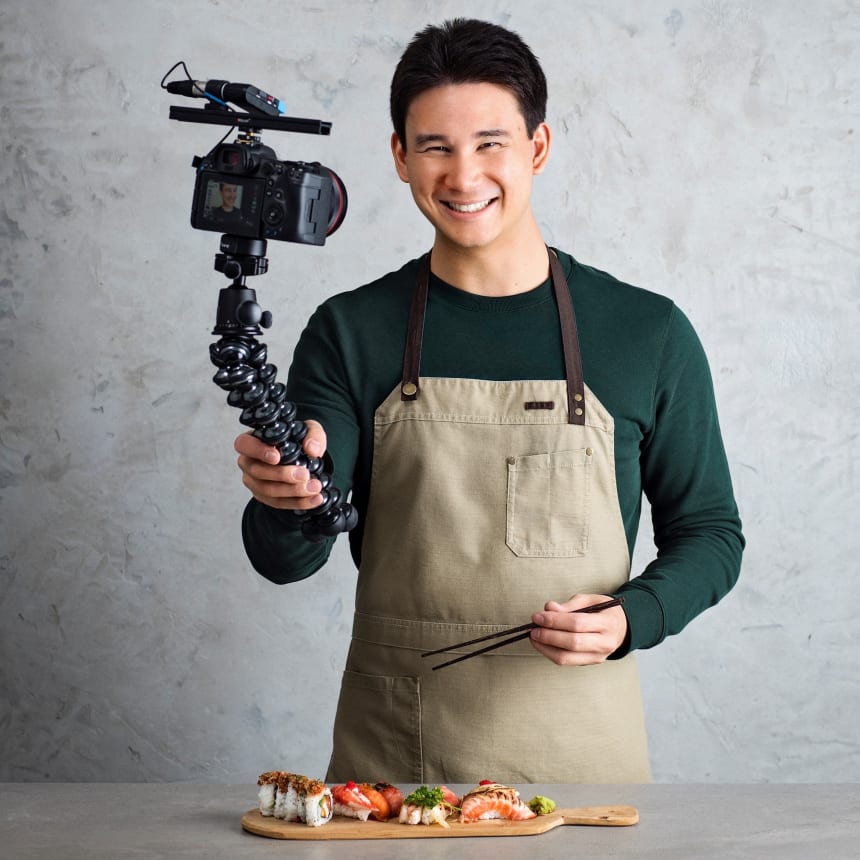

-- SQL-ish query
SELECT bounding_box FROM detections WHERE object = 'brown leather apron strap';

[400,253,430,401]
[548,249,586,425]
[401,248,585,425]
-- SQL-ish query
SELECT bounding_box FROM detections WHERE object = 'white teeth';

[446,200,492,213]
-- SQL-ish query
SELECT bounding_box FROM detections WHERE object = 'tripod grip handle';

[210,335,358,543]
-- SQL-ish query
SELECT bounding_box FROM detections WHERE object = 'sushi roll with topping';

[273,772,301,821]
[302,778,333,827]
[256,771,280,817]
[257,771,333,827]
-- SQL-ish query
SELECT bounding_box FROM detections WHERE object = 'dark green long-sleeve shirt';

[242,249,744,653]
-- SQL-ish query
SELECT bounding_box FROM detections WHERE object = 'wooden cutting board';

[241,805,639,840]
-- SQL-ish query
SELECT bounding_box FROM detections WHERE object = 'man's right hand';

[234,419,327,510]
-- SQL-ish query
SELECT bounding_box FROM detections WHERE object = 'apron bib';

[327,250,652,784]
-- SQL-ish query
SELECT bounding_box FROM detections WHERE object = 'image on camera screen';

[196,177,261,236]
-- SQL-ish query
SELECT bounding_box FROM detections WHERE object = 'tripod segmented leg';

[209,248,357,542]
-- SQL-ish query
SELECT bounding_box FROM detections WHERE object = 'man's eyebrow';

[475,128,511,139]
[413,133,448,147]
[413,129,512,147]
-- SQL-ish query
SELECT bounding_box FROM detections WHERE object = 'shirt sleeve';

[614,304,744,653]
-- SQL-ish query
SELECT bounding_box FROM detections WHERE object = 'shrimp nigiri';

[331,781,374,821]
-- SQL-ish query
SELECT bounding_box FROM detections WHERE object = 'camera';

[191,140,347,246]
[163,72,347,247]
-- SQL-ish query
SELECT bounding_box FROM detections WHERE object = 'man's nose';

[444,153,481,191]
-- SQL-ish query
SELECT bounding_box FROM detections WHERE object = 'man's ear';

[531,122,551,175]
[391,132,410,183]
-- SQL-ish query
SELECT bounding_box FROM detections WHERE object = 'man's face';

[220,184,238,210]
[391,82,550,255]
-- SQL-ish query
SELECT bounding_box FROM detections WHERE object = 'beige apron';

[327,250,652,784]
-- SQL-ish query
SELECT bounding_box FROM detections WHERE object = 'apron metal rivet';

[506,457,516,465]
[402,382,418,396]
[586,447,593,456]
[575,407,584,416]
[574,393,583,402]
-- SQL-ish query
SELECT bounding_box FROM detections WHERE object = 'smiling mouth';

[443,198,496,213]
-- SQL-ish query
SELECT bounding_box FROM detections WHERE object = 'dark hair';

[390,18,547,146]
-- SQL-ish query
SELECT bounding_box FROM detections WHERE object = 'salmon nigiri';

[359,783,392,820]
[459,783,537,823]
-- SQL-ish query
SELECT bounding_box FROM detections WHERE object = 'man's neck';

[429,233,550,297]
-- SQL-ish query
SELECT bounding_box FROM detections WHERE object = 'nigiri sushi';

[359,783,392,821]
[398,785,455,828]
[439,785,461,808]
[459,783,537,823]
[373,782,404,818]
[331,781,374,821]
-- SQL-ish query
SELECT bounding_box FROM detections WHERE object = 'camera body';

[191,140,346,246]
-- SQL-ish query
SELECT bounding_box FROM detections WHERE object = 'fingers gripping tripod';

[209,235,358,542]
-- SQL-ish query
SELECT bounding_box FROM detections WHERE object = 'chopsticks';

[421,597,624,671]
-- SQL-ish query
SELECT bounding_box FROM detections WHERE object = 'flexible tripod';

[208,235,358,542]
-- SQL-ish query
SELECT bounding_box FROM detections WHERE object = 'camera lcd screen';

[193,174,264,237]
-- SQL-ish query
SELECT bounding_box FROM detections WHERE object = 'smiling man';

[390,81,550,294]
[235,19,744,784]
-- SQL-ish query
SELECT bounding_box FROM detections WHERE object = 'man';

[211,182,241,223]
[235,19,743,783]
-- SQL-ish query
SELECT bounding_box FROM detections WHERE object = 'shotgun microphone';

[165,79,287,116]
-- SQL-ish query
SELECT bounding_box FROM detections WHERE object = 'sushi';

[359,783,392,821]
[256,771,333,827]
[459,782,537,823]
[273,772,300,820]
[302,777,335,827]
[373,782,404,818]
[331,781,375,821]
[398,785,457,828]
[256,771,280,817]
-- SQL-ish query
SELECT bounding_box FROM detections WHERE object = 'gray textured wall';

[1,0,857,784]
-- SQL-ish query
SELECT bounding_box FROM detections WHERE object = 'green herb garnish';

[404,785,444,808]
[527,795,556,815]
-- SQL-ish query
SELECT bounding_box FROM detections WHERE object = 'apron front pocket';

[506,447,592,557]
[327,670,422,784]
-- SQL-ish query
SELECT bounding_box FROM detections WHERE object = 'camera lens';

[325,168,348,236]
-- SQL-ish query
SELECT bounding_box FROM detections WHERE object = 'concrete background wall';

[1,0,857,784]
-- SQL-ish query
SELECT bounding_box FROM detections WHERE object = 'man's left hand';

[529,593,629,665]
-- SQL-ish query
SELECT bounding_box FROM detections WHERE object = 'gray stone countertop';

[1,782,858,859]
